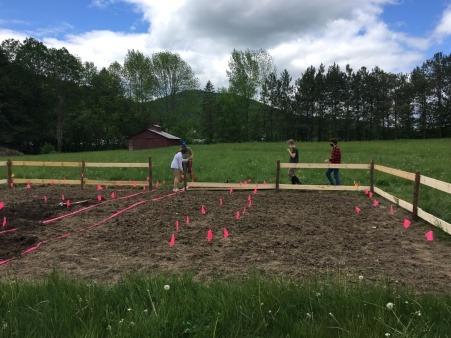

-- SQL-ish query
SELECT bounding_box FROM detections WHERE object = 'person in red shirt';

[325,138,341,185]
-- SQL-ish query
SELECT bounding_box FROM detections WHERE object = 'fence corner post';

[412,170,421,220]
[7,159,12,189]
[370,160,374,193]
[148,157,153,191]
[276,160,280,190]
[81,161,85,189]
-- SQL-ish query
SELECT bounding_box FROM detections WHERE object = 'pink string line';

[41,191,148,224]
[0,228,18,235]
[0,258,14,266]
[88,200,148,228]
[151,191,179,201]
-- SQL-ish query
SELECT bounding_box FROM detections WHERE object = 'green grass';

[1,140,451,337]
[0,271,450,337]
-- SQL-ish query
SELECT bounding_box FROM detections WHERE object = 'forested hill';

[1,37,450,154]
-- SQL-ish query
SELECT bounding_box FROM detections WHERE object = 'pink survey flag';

[263,180,266,184]
[355,206,361,214]
[2,217,6,227]
[61,194,65,201]
[235,211,240,220]
[146,176,150,181]
[0,201,4,210]
[373,199,379,207]
[51,179,55,185]
[248,200,252,208]
[66,200,71,208]
[354,181,360,189]
[247,195,251,201]
[229,187,233,193]
[9,182,13,188]
[132,181,137,188]
[97,185,103,191]
[363,189,368,195]
[425,230,434,241]
[240,181,242,187]
[26,183,31,189]
[403,219,411,229]
[143,185,146,190]
[169,234,175,247]
[242,207,246,214]
[253,186,258,194]
[219,197,223,206]
[97,195,102,202]
[43,195,47,203]
[186,215,190,224]
[155,182,159,189]
[175,219,179,231]
[111,191,116,199]
[369,192,373,198]
[389,205,395,215]
[207,229,213,242]
[223,228,229,239]
[201,205,206,215]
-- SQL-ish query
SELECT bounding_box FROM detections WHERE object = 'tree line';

[0,38,449,154]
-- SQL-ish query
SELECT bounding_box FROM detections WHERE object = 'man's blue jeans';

[326,168,340,185]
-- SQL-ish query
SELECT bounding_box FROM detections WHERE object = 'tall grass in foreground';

[0,272,450,337]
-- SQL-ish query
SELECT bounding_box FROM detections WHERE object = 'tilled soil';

[0,185,450,293]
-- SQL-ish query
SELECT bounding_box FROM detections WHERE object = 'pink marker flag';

[51,179,55,185]
[97,194,102,202]
[248,195,251,201]
[263,180,266,184]
[363,189,368,195]
[111,191,116,199]
[253,187,258,194]
[389,205,395,215]
[236,211,240,220]
[133,181,137,188]
[355,206,361,214]
[219,197,223,206]
[175,219,179,231]
[146,176,150,181]
[156,182,159,189]
[66,200,71,208]
[169,234,175,247]
[354,181,360,189]
[248,200,252,208]
[207,229,213,242]
[223,228,229,239]
[0,202,4,210]
[143,186,146,190]
[425,230,434,241]
[403,219,411,229]
[369,192,373,198]
[186,215,190,224]
[61,194,65,201]
[97,185,103,191]
[240,182,242,187]
[229,187,233,193]
[201,205,206,214]
[2,217,6,227]
[26,183,31,189]
[373,199,379,207]
[43,195,47,203]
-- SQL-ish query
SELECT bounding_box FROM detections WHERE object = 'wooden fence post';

[81,161,85,189]
[183,164,187,191]
[412,171,421,220]
[276,160,280,190]
[370,160,374,193]
[7,160,12,189]
[148,157,153,191]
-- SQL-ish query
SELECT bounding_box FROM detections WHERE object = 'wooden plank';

[278,184,369,191]
[11,161,81,167]
[0,161,7,166]
[417,208,451,235]
[420,175,451,194]
[84,179,148,187]
[374,165,416,181]
[0,179,7,185]
[84,162,148,168]
[279,163,370,169]
[187,182,275,190]
[373,186,413,212]
[13,178,81,185]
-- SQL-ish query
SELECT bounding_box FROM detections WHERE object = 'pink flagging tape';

[0,258,14,266]
[0,228,18,235]
[42,205,97,224]
[151,191,179,201]
[59,233,71,239]
[88,200,148,228]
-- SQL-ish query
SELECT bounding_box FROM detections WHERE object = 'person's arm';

[287,148,295,158]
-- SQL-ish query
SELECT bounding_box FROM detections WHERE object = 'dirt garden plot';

[0,185,450,294]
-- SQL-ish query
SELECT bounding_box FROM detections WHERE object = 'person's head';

[287,139,295,147]
[330,138,338,147]
[181,147,188,154]
[181,140,187,148]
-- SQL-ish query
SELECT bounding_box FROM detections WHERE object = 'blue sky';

[0,0,450,88]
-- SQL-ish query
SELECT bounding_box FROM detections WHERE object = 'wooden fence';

[1,159,450,235]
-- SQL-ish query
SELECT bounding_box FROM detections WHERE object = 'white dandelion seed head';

[359,275,364,280]
[164,284,170,290]
[386,302,394,310]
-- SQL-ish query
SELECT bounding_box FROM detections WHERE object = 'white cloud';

[0,0,445,88]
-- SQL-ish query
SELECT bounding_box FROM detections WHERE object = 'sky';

[0,0,450,89]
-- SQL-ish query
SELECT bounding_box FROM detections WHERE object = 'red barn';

[127,125,181,151]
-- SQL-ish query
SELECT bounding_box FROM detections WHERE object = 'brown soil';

[0,184,450,293]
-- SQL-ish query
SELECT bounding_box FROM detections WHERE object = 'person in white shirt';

[171,147,188,192]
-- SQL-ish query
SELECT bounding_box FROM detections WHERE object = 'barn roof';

[127,125,180,140]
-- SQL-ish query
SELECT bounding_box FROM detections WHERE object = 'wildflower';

[164,284,170,291]
[306,313,312,319]
[359,275,364,281]
[143,309,148,314]
[415,310,421,317]
[316,292,321,297]
[127,308,132,312]
[385,333,390,337]
[386,302,394,310]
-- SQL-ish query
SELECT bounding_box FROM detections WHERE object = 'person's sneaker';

[173,188,180,192]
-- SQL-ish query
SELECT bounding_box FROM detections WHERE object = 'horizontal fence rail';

[1,159,450,235]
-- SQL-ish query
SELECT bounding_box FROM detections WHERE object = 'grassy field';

[0,139,450,337]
